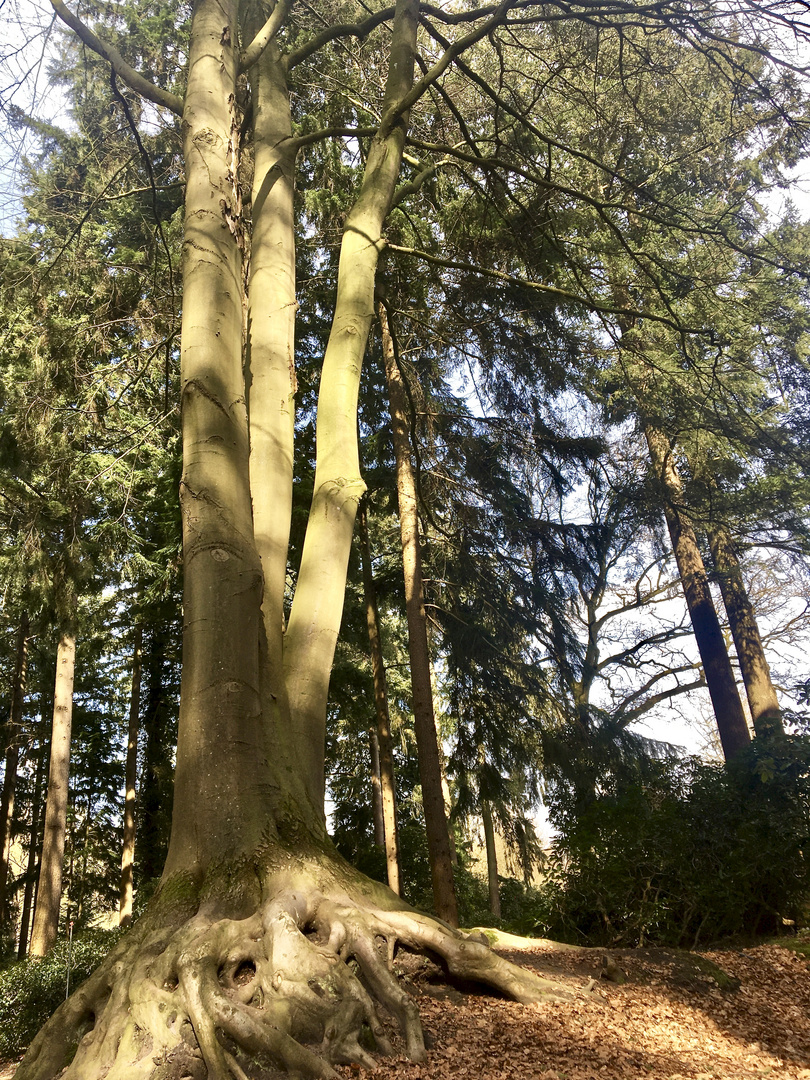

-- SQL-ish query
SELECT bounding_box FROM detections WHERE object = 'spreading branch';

[240,0,293,72]
[49,0,183,115]
[385,242,706,334]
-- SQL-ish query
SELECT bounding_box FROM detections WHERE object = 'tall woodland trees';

[16,3,584,1077]
[3,1,810,1077]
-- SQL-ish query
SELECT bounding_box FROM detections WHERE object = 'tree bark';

[29,633,75,957]
[136,623,175,883]
[644,426,750,760]
[369,729,386,849]
[18,720,46,959]
[119,626,142,927]
[481,800,501,920]
[283,3,421,813]
[0,610,29,928]
[379,300,459,926]
[244,13,296,690]
[163,0,269,878]
[708,524,783,738]
[359,501,402,894]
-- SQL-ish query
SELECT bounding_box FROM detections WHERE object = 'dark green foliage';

[536,740,810,948]
[0,928,124,1058]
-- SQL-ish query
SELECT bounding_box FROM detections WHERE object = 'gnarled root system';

[17,862,568,1080]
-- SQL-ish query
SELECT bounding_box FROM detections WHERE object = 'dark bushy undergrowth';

[0,928,124,1058]
[534,736,810,948]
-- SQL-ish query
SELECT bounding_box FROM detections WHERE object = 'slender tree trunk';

[29,633,76,957]
[0,611,29,927]
[243,15,296,692]
[369,729,386,849]
[282,10,421,814]
[708,524,783,738]
[481,800,501,920]
[644,426,750,760]
[359,502,402,893]
[119,626,142,927]
[137,623,175,882]
[379,300,458,925]
[18,722,46,960]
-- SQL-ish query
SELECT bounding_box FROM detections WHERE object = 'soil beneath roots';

[4,935,809,1079]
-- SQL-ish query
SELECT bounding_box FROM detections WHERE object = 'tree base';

[16,852,569,1079]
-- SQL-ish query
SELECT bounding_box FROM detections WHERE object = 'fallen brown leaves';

[354,941,810,1080]
[1,941,806,1079]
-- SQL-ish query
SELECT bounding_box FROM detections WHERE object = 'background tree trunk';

[482,799,501,920]
[644,426,750,761]
[136,625,175,883]
[708,524,783,738]
[359,500,402,894]
[380,299,458,925]
[0,611,29,929]
[369,729,386,849]
[18,725,46,959]
[119,626,142,927]
[29,633,75,957]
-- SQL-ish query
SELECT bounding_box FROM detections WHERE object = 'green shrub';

[535,737,810,948]
[0,928,124,1059]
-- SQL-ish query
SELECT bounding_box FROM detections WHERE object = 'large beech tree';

[14,0,810,1076]
[18,3,570,1078]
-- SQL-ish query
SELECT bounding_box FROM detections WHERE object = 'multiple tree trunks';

[708,524,784,738]
[18,2,571,1074]
[643,425,751,761]
[18,0,794,1077]
[16,850,568,1080]
[29,632,76,958]
[379,299,460,927]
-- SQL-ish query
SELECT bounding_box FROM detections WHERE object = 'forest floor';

[357,933,810,1080]
[0,935,806,1078]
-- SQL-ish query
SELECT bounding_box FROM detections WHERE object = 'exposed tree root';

[16,858,570,1080]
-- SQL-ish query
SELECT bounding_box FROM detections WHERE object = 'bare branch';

[385,242,706,335]
[49,0,183,115]
[240,0,293,73]
[384,1,516,131]
[287,125,377,151]
[286,5,397,71]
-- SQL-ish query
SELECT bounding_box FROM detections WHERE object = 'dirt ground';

[1,937,807,1078]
